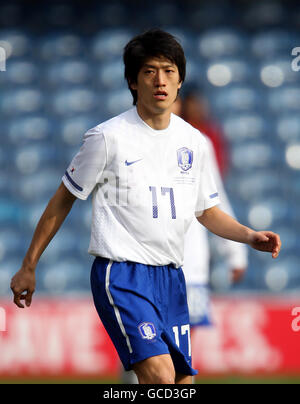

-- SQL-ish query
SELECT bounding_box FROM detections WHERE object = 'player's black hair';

[123,28,186,105]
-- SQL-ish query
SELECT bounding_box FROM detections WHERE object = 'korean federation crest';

[177,147,193,171]
[138,322,157,340]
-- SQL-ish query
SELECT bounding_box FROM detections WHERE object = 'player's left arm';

[197,205,281,259]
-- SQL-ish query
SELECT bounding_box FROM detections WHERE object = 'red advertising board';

[0,296,299,377]
[192,297,300,374]
[0,297,119,376]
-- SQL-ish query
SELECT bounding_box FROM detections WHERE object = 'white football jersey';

[62,107,220,268]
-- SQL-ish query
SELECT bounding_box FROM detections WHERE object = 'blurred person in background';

[181,88,229,178]
[176,95,248,377]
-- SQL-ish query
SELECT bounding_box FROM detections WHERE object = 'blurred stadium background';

[0,0,300,384]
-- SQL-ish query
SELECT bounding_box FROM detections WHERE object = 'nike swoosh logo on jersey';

[125,159,143,166]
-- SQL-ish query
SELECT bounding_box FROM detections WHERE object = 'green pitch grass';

[195,374,300,384]
[1,375,300,384]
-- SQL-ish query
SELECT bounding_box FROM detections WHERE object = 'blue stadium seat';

[90,29,134,61]
[0,197,24,226]
[66,201,92,234]
[222,113,268,142]
[38,228,79,264]
[45,59,91,88]
[0,88,44,116]
[259,57,300,89]
[251,30,296,59]
[60,115,99,146]
[6,59,38,85]
[0,171,10,195]
[0,227,25,260]
[276,114,300,143]
[0,29,32,58]
[13,144,61,175]
[230,141,278,171]
[291,176,300,199]
[264,256,300,292]
[197,28,247,59]
[0,59,38,89]
[0,147,8,170]
[226,170,280,202]
[20,200,48,232]
[0,258,22,296]
[105,88,133,118]
[211,86,262,114]
[95,58,125,90]
[268,87,300,113]
[184,56,207,86]
[40,263,73,294]
[247,197,291,229]
[50,88,97,117]
[7,115,52,145]
[207,58,255,85]
[14,168,61,202]
[38,33,84,61]
[38,252,91,293]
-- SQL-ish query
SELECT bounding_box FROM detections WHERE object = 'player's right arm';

[10,182,77,308]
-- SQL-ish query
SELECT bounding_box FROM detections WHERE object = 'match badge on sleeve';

[138,322,157,340]
[177,147,193,172]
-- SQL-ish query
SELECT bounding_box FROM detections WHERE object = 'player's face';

[131,56,182,117]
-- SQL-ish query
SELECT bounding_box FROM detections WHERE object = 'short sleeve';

[195,138,220,217]
[62,126,107,200]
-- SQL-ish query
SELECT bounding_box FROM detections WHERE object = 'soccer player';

[10,29,281,384]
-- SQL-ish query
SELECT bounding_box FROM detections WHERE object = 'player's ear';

[130,80,137,91]
[178,80,182,90]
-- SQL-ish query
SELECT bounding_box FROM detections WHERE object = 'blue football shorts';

[90,257,198,376]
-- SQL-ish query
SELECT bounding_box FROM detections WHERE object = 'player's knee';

[156,372,175,384]
[133,354,176,384]
[137,370,175,384]
[135,365,175,384]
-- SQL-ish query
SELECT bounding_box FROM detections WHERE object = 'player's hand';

[10,267,36,308]
[248,231,281,259]
[230,267,246,283]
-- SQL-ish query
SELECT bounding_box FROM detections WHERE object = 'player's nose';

[154,70,166,86]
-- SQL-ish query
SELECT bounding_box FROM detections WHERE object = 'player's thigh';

[133,353,176,384]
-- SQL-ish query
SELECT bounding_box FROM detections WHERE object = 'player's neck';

[136,104,171,131]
